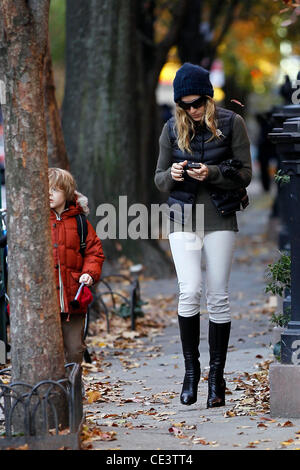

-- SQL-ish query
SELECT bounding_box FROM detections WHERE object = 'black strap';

[75,214,88,257]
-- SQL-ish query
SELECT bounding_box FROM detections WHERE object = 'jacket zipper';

[53,209,70,321]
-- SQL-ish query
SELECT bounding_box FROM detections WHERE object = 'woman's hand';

[79,273,93,286]
[171,160,188,181]
[187,163,209,181]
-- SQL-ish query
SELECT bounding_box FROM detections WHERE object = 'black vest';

[166,106,236,222]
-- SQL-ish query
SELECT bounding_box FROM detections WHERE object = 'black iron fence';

[0,362,83,450]
[87,264,146,333]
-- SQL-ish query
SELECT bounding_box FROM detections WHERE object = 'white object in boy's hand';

[79,273,93,286]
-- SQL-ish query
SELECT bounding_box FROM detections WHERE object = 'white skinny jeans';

[168,230,237,324]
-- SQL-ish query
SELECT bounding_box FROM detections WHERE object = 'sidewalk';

[82,176,300,451]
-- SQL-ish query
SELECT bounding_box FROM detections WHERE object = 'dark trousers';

[61,313,86,364]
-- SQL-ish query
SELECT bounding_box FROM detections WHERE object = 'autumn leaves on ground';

[81,258,179,448]
[79,202,300,450]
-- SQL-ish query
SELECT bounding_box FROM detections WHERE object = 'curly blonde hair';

[173,96,221,154]
[48,168,77,202]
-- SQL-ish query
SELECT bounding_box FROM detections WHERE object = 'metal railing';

[0,362,83,450]
[87,264,146,334]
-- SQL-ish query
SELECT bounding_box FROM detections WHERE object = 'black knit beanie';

[173,62,214,103]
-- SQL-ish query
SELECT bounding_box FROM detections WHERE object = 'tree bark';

[43,38,69,170]
[0,0,67,429]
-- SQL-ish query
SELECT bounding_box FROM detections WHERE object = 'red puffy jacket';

[50,191,105,315]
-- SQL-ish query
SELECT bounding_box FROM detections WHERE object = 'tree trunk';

[63,0,139,212]
[0,0,67,430]
[62,0,174,277]
[43,38,69,170]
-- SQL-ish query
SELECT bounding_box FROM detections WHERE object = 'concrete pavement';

[82,175,300,451]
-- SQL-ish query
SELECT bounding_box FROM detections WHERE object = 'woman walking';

[154,62,252,408]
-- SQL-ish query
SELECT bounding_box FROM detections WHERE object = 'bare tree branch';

[152,0,189,86]
[43,36,70,169]
[211,0,240,51]
[209,0,228,33]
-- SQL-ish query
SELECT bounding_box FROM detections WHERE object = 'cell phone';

[186,162,202,169]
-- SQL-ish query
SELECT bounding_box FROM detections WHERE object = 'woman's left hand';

[186,163,209,181]
[79,273,93,286]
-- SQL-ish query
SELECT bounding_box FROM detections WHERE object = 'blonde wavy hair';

[48,167,77,202]
[173,96,221,154]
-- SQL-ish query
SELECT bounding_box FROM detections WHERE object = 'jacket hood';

[74,190,90,216]
[50,190,90,219]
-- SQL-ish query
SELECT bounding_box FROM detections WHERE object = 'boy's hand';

[79,273,93,286]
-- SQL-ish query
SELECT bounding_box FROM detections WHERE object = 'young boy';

[49,168,105,364]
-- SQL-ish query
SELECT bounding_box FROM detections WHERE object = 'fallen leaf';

[224,411,236,418]
[281,439,294,446]
[86,390,102,404]
[81,424,117,442]
[168,427,188,439]
[122,331,140,339]
[193,438,209,445]
[257,423,268,428]
[282,420,294,427]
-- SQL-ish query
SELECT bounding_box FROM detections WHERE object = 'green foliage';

[274,169,291,185]
[266,177,291,332]
[49,0,66,64]
[273,341,281,361]
[219,0,300,97]
[266,251,291,331]
[265,250,291,297]
[270,310,291,327]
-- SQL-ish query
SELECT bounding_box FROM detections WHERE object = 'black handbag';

[209,159,249,216]
[210,187,249,216]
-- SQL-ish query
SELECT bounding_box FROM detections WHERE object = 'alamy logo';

[292,80,300,105]
[291,339,300,365]
[95,196,205,250]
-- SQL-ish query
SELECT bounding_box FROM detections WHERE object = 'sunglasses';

[177,96,207,110]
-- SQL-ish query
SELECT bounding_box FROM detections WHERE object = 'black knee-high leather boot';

[178,313,201,405]
[207,320,231,408]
